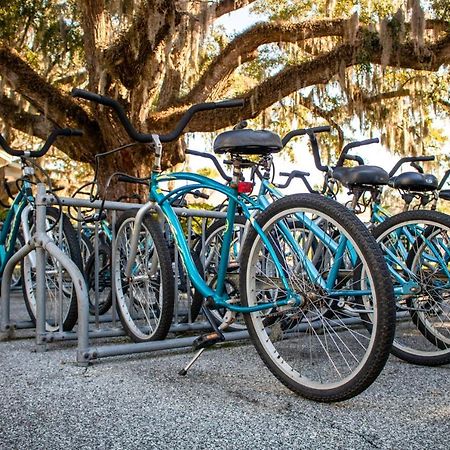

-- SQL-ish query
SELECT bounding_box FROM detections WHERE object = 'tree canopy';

[0,0,449,188]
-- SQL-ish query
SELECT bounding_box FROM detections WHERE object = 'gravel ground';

[1,293,449,450]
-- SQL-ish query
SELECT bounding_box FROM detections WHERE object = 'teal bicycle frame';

[0,180,33,277]
[123,165,381,313]
[252,171,424,297]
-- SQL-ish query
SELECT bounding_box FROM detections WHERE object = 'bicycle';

[299,131,450,366]
[72,88,395,402]
[0,129,84,331]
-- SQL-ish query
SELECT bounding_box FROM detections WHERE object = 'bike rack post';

[34,184,48,351]
[0,243,34,340]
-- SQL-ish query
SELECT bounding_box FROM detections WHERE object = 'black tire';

[85,243,113,315]
[21,207,83,331]
[113,210,174,342]
[240,194,396,402]
[192,216,247,329]
[372,210,450,366]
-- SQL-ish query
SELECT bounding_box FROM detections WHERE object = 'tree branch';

[359,89,411,105]
[0,47,91,124]
[0,95,52,140]
[101,0,179,89]
[294,95,344,146]
[438,99,450,111]
[145,30,450,134]
[0,46,101,162]
[211,0,258,19]
[182,19,346,103]
[0,94,92,157]
[183,18,450,105]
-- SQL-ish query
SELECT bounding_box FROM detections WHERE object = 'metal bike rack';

[0,184,91,362]
[0,188,403,366]
[0,188,253,364]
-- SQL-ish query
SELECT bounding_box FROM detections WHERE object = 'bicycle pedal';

[192,331,225,351]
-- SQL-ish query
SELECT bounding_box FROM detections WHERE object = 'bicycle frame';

[123,166,386,314]
[255,174,424,296]
[0,181,33,275]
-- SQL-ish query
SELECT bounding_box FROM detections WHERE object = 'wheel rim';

[244,206,381,390]
[23,216,75,331]
[199,220,246,329]
[376,218,450,358]
[114,217,165,340]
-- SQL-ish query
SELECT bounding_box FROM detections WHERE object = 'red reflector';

[238,181,254,194]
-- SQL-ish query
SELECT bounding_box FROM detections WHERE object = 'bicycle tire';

[240,194,396,402]
[85,243,113,315]
[113,210,174,342]
[372,210,450,366]
[21,206,83,331]
[192,216,247,328]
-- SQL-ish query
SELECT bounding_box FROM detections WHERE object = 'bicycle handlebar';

[0,128,83,157]
[389,156,435,177]
[117,174,150,186]
[185,149,232,182]
[409,161,424,173]
[335,138,379,167]
[438,169,450,190]
[277,170,315,192]
[72,88,244,144]
[344,154,365,165]
[281,126,331,147]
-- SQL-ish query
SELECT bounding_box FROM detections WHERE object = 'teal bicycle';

[73,88,395,402]
[0,129,83,331]
[301,131,450,366]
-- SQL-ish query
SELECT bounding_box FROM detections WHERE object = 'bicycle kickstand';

[178,302,225,376]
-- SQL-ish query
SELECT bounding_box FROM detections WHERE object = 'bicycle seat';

[389,172,438,192]
[332,165,389,187]
[213,129,282,155]
[439,189,450,201]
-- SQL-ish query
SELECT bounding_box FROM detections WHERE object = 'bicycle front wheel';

[114,210,174,342]
[240,194,395,402]
[21,207,82,331]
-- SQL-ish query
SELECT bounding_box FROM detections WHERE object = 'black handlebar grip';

[0,134,21,156]
[344,154,365,165]
[213,99,245,108]
[413,156,434,162]
[233,120,248,130]
[281,126,331,147]
[336,138,380,167]
[57,128,83,137]
[279,170,310,177]
[192,190,210,200]
[389,155,436,177]
[117,174,149,185]
[185,149,232,182]
[71,88,105,104]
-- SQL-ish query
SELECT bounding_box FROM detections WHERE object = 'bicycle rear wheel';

[240,194,395,402]
[192,216,247,328]
[372,210,450,366]
[114,210,174,342]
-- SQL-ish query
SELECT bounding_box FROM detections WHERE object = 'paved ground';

[0,293,449,450]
